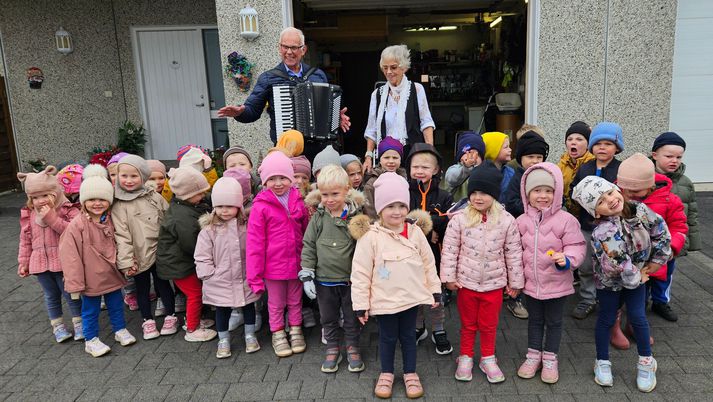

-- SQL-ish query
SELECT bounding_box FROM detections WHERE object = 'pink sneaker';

[124,293,138,311]
[160,315,179,336]
[142,319,160,340]
[517,348,542,379]
[479,356,505,383]
[455,355,474,381]
[541,352,559,383]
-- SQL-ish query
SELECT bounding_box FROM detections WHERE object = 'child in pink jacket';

[195,177,261,359]
[17,166,82,343]
[440,163,524,384]
[515,162,586,383]
[246,151,309,358]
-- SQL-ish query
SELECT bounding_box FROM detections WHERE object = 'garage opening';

[292,0,529,161]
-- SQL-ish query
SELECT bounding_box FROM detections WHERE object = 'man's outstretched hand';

[218,105,246,118]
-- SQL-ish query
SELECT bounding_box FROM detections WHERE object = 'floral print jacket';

[591,202,672,291]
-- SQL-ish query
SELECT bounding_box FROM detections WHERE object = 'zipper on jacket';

[533,213,541,299]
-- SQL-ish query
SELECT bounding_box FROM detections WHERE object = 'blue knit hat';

[588,122,624,154]
[456,131,486,162]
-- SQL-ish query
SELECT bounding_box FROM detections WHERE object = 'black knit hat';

[516,131,550,165]
[565,121,591,142]
[467,161,503,200]
[652,131,686,152]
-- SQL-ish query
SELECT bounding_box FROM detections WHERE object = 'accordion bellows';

[273,82,342,141]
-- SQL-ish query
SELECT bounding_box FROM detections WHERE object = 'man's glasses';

[280,44,304,52]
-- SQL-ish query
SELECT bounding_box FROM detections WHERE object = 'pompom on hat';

[373,172,410,215]
[80,164,114,205]
[211,177,243,208]
[167,167,210,201]
[258,150,295,185]
[57,164,83,194]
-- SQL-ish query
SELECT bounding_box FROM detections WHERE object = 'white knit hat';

[179,147,212,172]
[80,164,114,204]
[212,177,243,208]
[572,176,620,218]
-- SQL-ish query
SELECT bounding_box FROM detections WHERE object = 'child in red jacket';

[615,153,687,345]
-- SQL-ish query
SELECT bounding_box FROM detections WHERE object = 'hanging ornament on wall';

[27,67,44,89]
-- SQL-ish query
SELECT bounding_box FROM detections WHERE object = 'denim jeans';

[81,289,126,340]
[595,285,651,360]
[35,271,82,320]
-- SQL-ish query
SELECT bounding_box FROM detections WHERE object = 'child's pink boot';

[541,351,559,383]
[517,348,542,379]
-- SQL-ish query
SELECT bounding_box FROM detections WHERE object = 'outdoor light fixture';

[439,26,457,31]
[239,5,260,41]
[55,27,73,55]
[489,16,502,28]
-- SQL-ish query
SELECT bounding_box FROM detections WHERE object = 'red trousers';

[457,287,503,358]
[174,272,203,332]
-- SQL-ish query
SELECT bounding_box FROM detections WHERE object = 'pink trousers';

[265,279,302,332]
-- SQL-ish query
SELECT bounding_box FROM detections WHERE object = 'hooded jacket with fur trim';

[349,211,441,315]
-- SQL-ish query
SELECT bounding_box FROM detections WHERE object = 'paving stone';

[224,381,277,400]
[272,380,302,400]
[190,383,229,401]
[133,385,174,401]
[165,384,197,401]
[161,367,215,385]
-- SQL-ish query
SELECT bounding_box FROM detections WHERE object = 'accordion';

[273,82,342,141]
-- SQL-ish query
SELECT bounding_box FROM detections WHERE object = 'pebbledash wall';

[533,0,677,159]
[0,0,680,174]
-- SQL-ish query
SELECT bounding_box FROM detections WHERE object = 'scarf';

[375,77,411,157]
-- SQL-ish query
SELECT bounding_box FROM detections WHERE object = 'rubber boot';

[624,322,654,346]
[610,309,630,350]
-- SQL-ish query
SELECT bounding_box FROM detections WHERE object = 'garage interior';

[293,0,529,159]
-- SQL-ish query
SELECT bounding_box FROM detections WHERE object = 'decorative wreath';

[225,52,254,92]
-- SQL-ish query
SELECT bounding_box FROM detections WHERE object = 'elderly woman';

[363,45,435,172]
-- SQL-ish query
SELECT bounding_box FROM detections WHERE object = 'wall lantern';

[239,6,260,41]
[55,27,73,55]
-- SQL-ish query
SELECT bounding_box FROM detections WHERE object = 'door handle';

[196,103,205,107]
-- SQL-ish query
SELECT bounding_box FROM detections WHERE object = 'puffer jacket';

[516,163,587,300]
[660,162,699,252]
[60,213,126,296]
[112,191,168,274]
[156,198,211,280]
[440,203,524,292]
[18,202,80,274]
[194,215,260,308]
[363,166,408,219]
[350,216,441,315]
[301,189,365,283]
[591,202,672,291]
[246,187,309,294]
[558,151,595,215]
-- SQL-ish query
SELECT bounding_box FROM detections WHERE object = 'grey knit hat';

[312,145,341,175]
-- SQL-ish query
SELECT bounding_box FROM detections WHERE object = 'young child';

[440,164,524,384]
[299,165,366,373]
[195,177,261,357]
[363,136,408,219]
[616,153,687,326]
[652,132,699,254]
[157,167,216,342]
[557,121,595,214]
[291,155,312,198]
[515,162,586,383]
[179,147,218,188]
[147,159,172,203]
[247,151,310,357]
[57,164,83,204]
[112,154,177,339]
[224,145,261,197]
[276,129,305,157]
[569,122,624,320]
[60,164,137,357]
[340,154,364,191]
[481,131,515,204]
[406,143,453,355]
[350,172,441,399]
[572,176,671,392]
[443,131,485,202]
[17,166,83,342]
[506,124,546,170]
[107,152,128,186]
[504,131,550,218]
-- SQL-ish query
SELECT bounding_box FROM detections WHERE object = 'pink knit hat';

[17,165,61,197]
[222,168,252,199]
[167,167,210,200]
[258,151,294,185]
[212,177,243,208]
[179,147,212,172]
[373,172,409,215]
[617,152,655,191]
[291,155,311,178]
[57,164,83,194]
[146,160,167,176]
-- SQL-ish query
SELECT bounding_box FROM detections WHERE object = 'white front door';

[136,29,213,160]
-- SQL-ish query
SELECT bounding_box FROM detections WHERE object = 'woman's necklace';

[389,89,400,103]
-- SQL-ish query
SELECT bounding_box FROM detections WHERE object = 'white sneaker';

[85,337,111,357]
[229,310,244,331]
[184,327,217,342]
[216,338,231,359]
[154,299,166,317]
[114,329,137,346]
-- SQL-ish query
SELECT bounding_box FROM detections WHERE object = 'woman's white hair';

[280,27,305,45]
[380,44,411,70]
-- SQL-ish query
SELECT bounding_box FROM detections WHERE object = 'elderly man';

[218,27,350,161]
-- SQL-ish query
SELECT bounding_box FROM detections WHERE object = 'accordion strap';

[268,66,318,82]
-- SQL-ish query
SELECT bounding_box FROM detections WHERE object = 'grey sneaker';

[507,300,529,319]
[572,302,596,320]
[320,347,342,373]
[346,345,365,372]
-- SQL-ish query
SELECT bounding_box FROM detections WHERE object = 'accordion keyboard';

[273,85,295,134]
